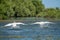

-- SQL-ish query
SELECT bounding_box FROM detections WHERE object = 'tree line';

[0,0,60,20]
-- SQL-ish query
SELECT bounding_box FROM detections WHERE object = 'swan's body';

[4,22,26,28]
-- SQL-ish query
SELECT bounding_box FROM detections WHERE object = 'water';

[0,20,60,40]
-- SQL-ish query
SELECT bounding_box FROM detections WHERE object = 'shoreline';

[0,19,60,22]
[0,17,60,22]
[0,20,24,22]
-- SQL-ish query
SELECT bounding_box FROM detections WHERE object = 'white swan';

[32,21,53,24]
[32,21,54,28]
[4,21,26,28]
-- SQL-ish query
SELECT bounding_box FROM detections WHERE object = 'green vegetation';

[0,0,60,20]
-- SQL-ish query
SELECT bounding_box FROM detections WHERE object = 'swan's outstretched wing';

[16,22,27,25]
[31,22,39,25]
[32,22,44,24]
[4,23,12,26]
[44,22,55,24]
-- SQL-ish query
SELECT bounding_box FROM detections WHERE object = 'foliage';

[0,0,60,20]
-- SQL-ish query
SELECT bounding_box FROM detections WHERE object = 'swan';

[32,21,54,28]
[4,21,26,28]
[32,21,53,24]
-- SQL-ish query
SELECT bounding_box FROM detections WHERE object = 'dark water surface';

[0,20,60,40]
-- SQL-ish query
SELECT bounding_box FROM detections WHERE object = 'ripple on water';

[0,21,60,40]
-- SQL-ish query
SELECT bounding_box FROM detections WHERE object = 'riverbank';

[0,20,23,22]
[0,18,60,22]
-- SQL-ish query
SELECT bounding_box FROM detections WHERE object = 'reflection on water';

[0,20,60,40]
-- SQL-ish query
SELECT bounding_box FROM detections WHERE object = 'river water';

[0,19,60,40]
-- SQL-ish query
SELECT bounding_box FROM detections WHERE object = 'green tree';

[0,0,52,20]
